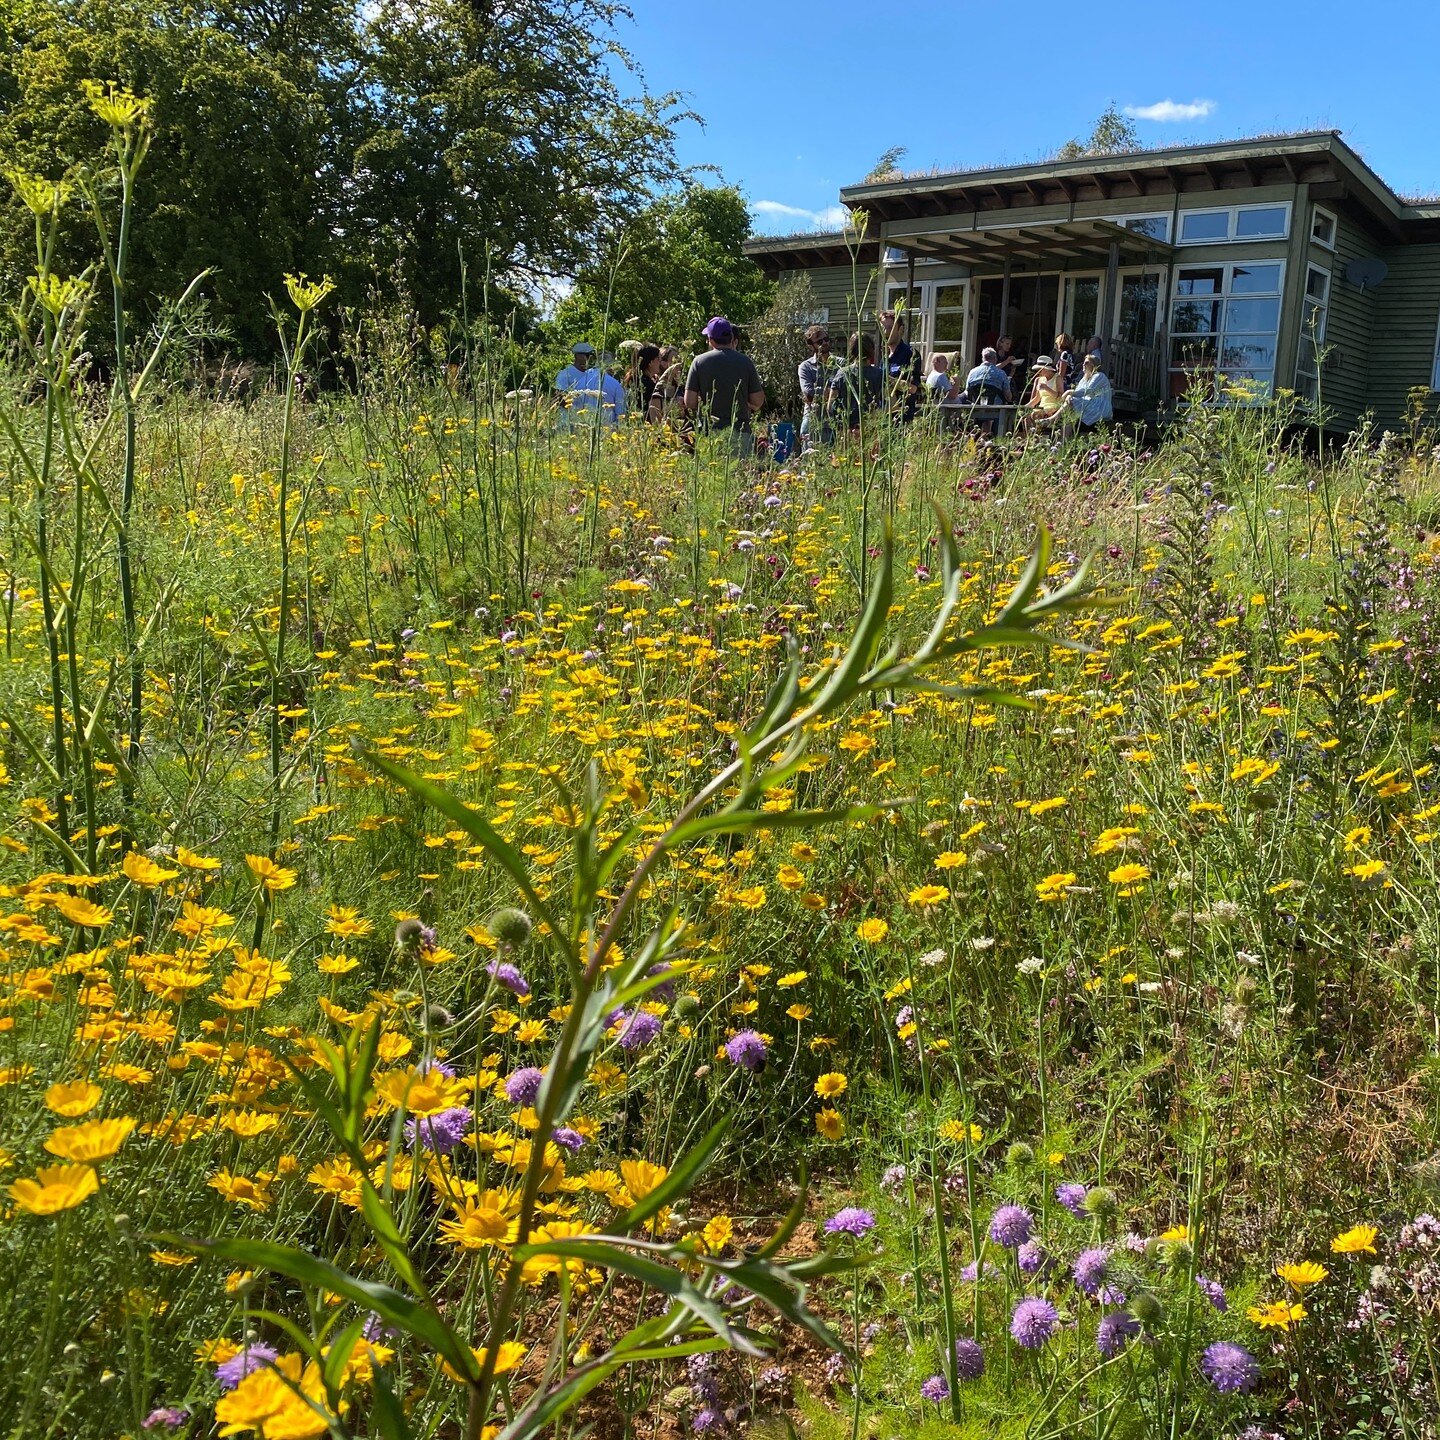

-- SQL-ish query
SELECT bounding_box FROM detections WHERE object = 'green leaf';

[509,1238,752,1353]
[369,1367,416,1440]
[322,1316,367,1397]
[151,1233,479,1382]
[614,1119,728,1230]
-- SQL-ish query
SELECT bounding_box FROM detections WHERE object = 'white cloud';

[1123,98,1216,123]
[750,199,851,233]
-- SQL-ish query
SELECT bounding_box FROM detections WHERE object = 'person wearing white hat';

[555,340,626,431]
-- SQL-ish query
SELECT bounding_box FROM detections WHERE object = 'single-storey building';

[743,131,1440,430]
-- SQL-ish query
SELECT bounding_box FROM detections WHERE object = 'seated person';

[963,347,1012,403]
[924,352,959,403]
[1019,355,1064,431]
[994,335,1024,383]
[1036,352,1113,433]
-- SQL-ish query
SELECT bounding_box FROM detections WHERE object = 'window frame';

[1432,302,1440,392]
[1295,263,1332,400]
[1176,201,1293,246]
[1310,205,1338,251]
[1168,259,1286,400]
[1109,212,1173,243]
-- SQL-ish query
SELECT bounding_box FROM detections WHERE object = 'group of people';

[554,311,1114,450]
[554,318,764,452]
[925,332,1113,434]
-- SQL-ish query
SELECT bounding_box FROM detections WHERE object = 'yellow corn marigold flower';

[856,918,889,943]
[618,1158,667,1203]
[1246,1300,1306,1330]
[907,883,950,908]
[1107,863,1150,895]
[815,1108,845,1141]
[1345,859,1386,881]
[1276,1260,1328,1289]
[44,1115,135,1163]
[703,1214,735,1252]
[45,1079,102,1116]
[934,850,967,869]
[1035,871,1077,902]
[245,854,298,893]
[814,1072,848,1099]
[438,1191,520,1250]
[215,1352,330,1437]
[123,851,178,886]
[1331,1224,1378,1255]
[10,1162,99,1215]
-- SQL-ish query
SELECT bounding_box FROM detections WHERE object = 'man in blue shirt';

[555,341,626,429]
[963,347,1013,403]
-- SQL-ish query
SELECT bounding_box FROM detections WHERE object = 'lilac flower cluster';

[1010,1296,1059,1349]
[404,1105,473,1155]
[214,1343,278,1391]
[503,1066,544,1106]
[724,1030,767,1072]
[989,1204,1034,1248]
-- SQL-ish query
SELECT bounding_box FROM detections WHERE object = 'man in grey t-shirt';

[684,316,764,454]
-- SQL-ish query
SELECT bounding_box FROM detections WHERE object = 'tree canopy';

[1056,104,1142,160]
[0,0,685,354]
[550,184,773,351]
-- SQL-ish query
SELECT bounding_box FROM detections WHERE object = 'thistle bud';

[1082,1186,1118,1219]
[1130,1290,1164,1328]
[1005,1142,1035,1169]
[424,1004,456,1034]
[489,907,532,947]
[395,918,425,951]
[1164,1237,1194,1269]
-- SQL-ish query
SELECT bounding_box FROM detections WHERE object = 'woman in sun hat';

[1020,355,1064,433]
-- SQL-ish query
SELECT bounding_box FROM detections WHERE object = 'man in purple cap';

[684,317,765,455]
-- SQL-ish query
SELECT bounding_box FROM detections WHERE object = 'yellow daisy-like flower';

[855,918,889,943]
[10,1162,99,1215]
[814,1072,848,1099]
[1106,863,1150,888]
[245,854,298,894]
[618,1158,668,1203]
[45,1079,103,1117]
[122,851,179,886]
[702,1214,735,1252]
[215,1352,330,1437]
[934,851,967,869]
[814,1108,845,1141]
[1246,1300,1306,1330]
[1276,1260,1328,1289]
[43,1116,136,1163]
[907,884,950,908]
[1330,1224,1378,1256]
[1035,872,1077,902]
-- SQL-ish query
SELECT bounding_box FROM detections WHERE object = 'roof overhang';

[886,216,1172,270]
[742,231,876,278]
[840,132,1431,245]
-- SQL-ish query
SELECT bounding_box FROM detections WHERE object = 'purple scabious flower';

[989,1204,1034,1249]
[824,1207,877,1239]
[953,1337,985,1380]
[1055,1182,1088,1217]
[1017,1240,1047,1276]
[725,1029,767,1072]
[1073,1246,1111,1297]
[363,1313,398,1343]
[1096,1310,1140,1357]
[1010,1297,1059,1349]
[957,1258,991,1283]
[486,960,531,998]
[215,1343,279,1391]
[1200,1341,1259,1394]
[405,1105,473,1154]
[920,1374,949,1402]
[1196,1274,1228,1312]
[142,1409,189,1431]
[691,1407,722,1433]
[647,962,677,1002]
[613,1008,663,1050]
[1099,1283,1128,1307]
[552,1126,584,1152]
[504,1066,544,1106]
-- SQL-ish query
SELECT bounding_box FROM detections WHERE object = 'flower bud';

[1005,1142,1034,1169]
[1164,1238,1194,1269]
[1083,1186,1118,1219]
[489,907,532,947]
[1130,1290,1164,1328]
[395,918,425,951]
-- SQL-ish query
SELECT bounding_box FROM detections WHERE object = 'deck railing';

[1106,335,1166,405]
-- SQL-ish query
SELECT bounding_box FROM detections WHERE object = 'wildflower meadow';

[7,85,1440,1440]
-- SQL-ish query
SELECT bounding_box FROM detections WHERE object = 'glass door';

[1114,272,1163,344]
[930,283,968,363]
[1063,275,1101,345]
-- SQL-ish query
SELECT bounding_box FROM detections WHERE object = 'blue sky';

[614,1,1439,232]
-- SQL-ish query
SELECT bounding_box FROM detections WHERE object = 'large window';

[1170,261,1284,399]
[884,279,969,360]
[1295,264,1331,402]
[1177,203,1291,245]
[1110,213,1172,243]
